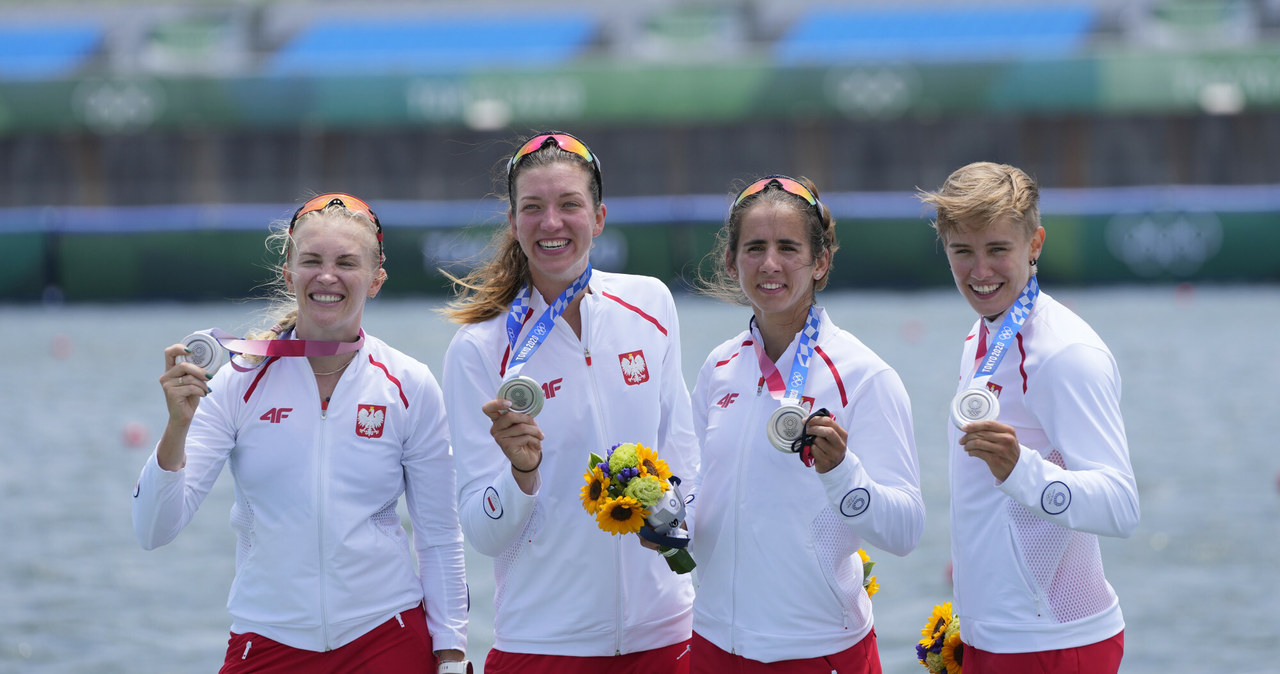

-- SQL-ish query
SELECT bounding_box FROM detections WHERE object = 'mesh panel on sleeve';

[810,508,872,627]
[493,502,543,613]
[371,497,410,554]
[1007,450,1116,623]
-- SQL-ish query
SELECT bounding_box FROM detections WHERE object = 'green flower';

[624,475,665,508]
[609,443,640,474]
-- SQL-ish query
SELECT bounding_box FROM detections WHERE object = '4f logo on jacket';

[618,350,649,385]
[356,404,386,438]
[260,408,292,423]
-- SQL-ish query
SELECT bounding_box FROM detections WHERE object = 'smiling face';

[944,215,1045,320]
[729,201,831,332]
[283,213,385,341]
[509,161,605,300]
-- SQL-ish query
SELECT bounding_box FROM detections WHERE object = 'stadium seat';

[776,5,1098,64]
[0,24,101,79]
[268,15,596,74]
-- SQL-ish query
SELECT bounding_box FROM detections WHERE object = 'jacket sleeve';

[817,367,925,557]
[443,329,539,557]
[654,290,700,494]
[131,372,237,550]
[684,351,717,537]
[401,366,468,653]
[999,343,1140,538]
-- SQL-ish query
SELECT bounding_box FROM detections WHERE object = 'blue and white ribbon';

[504,264,593,377]
[970,276,1039,388]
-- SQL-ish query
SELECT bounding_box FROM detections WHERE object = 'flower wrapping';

[916,602,963,674]
[581,442,695,574]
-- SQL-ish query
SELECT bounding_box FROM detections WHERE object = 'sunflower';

[595,495,647,535]
[634,443,673,483]
[864,576,879,598]
[941,631,964,674]
[920,602,952,644]
[580,466,611,514]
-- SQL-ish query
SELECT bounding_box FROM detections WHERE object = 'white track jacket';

[133,334,467,653]
[949,291,1139,652]
[443,271,699,656]
[689,307,924,662]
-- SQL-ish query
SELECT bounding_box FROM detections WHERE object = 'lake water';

[1,284,1276,673]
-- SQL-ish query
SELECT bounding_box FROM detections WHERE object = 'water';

[1,284,1276,674]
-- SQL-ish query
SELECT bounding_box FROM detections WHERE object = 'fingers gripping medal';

[497,375,544,417]
[176,330,228,373]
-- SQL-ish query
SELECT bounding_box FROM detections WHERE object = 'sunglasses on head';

[290,193,384,265]
[507,132,603,197]
[733,175,822,216]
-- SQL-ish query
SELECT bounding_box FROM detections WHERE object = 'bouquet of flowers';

[917,602,963,674]
[858,548,879,599]
[580,442,696,574]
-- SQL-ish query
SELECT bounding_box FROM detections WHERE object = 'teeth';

[312,294,343,303]
[539,239,569,250]
[972,283,1000,294]
[760,282,783,290]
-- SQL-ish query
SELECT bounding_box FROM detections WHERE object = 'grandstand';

[1,0,1278,299]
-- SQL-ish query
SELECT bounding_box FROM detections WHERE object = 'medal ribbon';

[207,328,365,372]
[751,305,822,404]
[503,264,593,378]
[968,276,1038,390]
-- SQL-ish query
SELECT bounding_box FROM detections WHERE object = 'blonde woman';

[133,194,468,674]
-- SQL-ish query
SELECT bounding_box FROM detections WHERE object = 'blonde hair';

[917,162,1040,242]
[440,135,601,325]
[695,175,839,306]
[246,203,384,354]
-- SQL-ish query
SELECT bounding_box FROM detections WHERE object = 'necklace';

[311,357,354,377]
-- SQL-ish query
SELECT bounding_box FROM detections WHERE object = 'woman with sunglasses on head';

[133,195,469,674]
[440,131,699,674]
[687,176,924,673]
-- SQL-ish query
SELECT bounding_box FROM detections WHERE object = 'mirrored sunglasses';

[289,193,384,265]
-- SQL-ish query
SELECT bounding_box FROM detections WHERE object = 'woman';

[132,194,469,674]
[440,131,698,674]
[689,175,924,673]
[918,162,1138,673]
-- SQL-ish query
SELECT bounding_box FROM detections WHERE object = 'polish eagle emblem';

[618,350,649,385]
[356,404,387,438]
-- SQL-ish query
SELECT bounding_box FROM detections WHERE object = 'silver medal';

[497,375,545,417]
[766,403,808,453]
[950,387,1000,430]
[176,330,228,374]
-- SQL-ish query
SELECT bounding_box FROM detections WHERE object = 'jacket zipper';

[578,309,624,656]
[317,385,332,649]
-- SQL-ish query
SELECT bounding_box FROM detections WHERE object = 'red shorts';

[218,605,436,674]
[690,629,882,674]
[484,639,692,674]
[964,631,1123,674]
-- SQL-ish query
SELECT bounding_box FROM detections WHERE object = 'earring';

[1030,258,1038,275]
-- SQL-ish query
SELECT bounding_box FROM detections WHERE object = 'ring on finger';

[177,376,184,386]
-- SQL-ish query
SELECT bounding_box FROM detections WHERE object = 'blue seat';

[268,16,595,74]
[777,5,1097,64]
[0,24,101,79]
